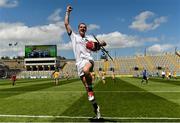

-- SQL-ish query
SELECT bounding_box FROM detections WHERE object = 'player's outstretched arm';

[64,5,73,35]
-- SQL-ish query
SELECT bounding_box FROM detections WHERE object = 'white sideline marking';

[1,90,180,93]
[0,114,180,120]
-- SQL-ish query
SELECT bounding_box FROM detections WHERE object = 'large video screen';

[25,45,57,58]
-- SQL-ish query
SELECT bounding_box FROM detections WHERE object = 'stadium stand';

[1,52,179,79]
[1,59,24,70]
[0,60,22,78]
[93,53,180,77]
[0,61,9,78]
[62,61,78,78]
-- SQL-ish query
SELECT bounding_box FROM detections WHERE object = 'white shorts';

[76,59,90,76]
[102,76,105,80]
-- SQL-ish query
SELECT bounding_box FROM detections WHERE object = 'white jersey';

[69,31,94,76]
[162,71,165,75]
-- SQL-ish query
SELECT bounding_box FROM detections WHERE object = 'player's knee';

[83,67,90,75]
[88,91,95,101]
[83,62,93,75]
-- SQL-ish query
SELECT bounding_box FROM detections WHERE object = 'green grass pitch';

[0,77,180,122]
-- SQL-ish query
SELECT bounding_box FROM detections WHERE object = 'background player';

[141,69,148,84]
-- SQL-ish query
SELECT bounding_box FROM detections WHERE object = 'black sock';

[91,99,98,111]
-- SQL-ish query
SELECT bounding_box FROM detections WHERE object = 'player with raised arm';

[64,5,106,119]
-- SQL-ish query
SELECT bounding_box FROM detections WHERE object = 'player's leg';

[102,75,106,84]
[80,75,101,119]
[12,80,15,86]
[141,76,144,84]
[56,78,58,85]
[146,77,148,84]
[81,61,101,119]
[53,78,56,85]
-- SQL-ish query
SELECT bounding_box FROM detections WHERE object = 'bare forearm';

[64,5,72,34]
[64,11,70,26]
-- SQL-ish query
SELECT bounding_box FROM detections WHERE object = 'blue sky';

[0,0,179,59]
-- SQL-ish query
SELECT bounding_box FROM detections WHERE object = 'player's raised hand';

[66,5,72,13]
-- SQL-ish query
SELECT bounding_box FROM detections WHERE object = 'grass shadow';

[150,77,180,86]
[52,77,180,122]
[0,78,80,98]
[0,79,53,86]
[133,77,180,86]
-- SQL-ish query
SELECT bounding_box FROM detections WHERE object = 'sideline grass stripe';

[0,114,180,120]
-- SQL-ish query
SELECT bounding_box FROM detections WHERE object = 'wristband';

[65,12,69,16]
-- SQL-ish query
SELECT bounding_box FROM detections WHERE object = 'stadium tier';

[93,53,179,76]
[62,53,179,77]
[1,59,24,70]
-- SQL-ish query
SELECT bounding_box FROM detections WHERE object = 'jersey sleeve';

[69,31,77,45]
